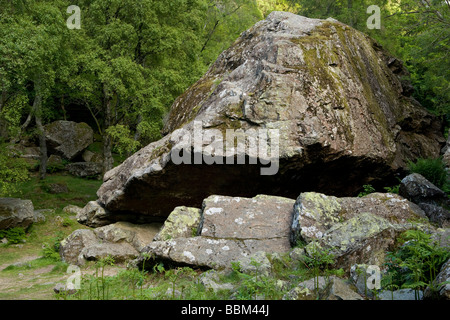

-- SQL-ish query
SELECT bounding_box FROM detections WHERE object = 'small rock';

[153,206,201,241]
[66,162,102,178]
[198,270,235,293]
[378,289,423,300]
[53,283,78,296]
[76,201,112,228]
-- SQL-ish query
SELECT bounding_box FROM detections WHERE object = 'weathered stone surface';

[66,162,103,178]
[82,150,103,163]
[60,221,162,266]
[153,206,201,241]
[46,183,69,194]
[325,277,364,300]
[400,173,448,205]
[82,242,139,264]
[33,209,49,223]
[62,205,84,216]
[291,192,428,270]
[140,237,288,270]
[378,289,423,300]
[291,192,426,244]
[138,194,294,270]
[94,221,162,252]
[0,198,34,230]
[424,258,450,300]
[97,11,443,223]
[76,201,112,228]
[44,121,93,160]
[418,203,450,228]
[199,195,294,244]
[399,173,450,227]
[198,270,235,292]
[283,276,362,300]
[60,229,99,265]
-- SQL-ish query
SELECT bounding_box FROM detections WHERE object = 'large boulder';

[136,194,295,270]
[290,192,428,270]
[44,121,93,160]
[66,162,103,178]
[97,12,444,224]
[0,198,35,230]
[399,173,450,227]
[60,222,162,266]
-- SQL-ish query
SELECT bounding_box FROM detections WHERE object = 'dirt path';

[0,254,122,300]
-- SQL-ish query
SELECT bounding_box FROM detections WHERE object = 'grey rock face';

[76,201,112,228]
[60,222,162,266]
[44,121,93,160]
[153,206,201,241]
[399,173,450,227]
[424,258,450,300]
[66,162,103,178]
[97,11,443,223]
[0,198,35,230]
[290,192,428,270]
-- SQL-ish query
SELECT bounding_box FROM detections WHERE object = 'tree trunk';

[33,89,47,180]
[102,85,114,175]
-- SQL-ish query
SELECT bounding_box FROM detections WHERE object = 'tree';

[0,0,71,179]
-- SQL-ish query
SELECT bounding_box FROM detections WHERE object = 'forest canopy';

[0,0,448,194]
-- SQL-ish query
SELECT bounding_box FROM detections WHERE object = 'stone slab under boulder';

[97,11,444,224]
[44,120,93,160]
[0,198,35,230]
[137,194,295,270]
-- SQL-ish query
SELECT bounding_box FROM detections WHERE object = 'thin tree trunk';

[33,88,47,180]
[102,85,114,175]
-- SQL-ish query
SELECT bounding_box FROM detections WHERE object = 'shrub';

[358,184,376,197]
[382,230,450,299]
[0,227,26,244]
[407,157,448,189]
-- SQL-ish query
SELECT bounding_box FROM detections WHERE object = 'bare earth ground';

[0,254,122,300]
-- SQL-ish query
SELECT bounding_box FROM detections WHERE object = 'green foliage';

[230,259,282,300]
[0,144,30,197]
[382,230,450,298]
[302,242,336,298]
[41,231,65,262]
[0,227,26,245]
[384,184,400,194]
[358,184,376,197]
[105,124,141,156]
[408,157,448,190]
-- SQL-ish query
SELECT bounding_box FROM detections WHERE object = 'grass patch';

[10,172,103,210]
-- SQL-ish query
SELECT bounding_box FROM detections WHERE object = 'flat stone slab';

[138,194,295,270]
[140,237,290,270]
[200,195,295,239]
